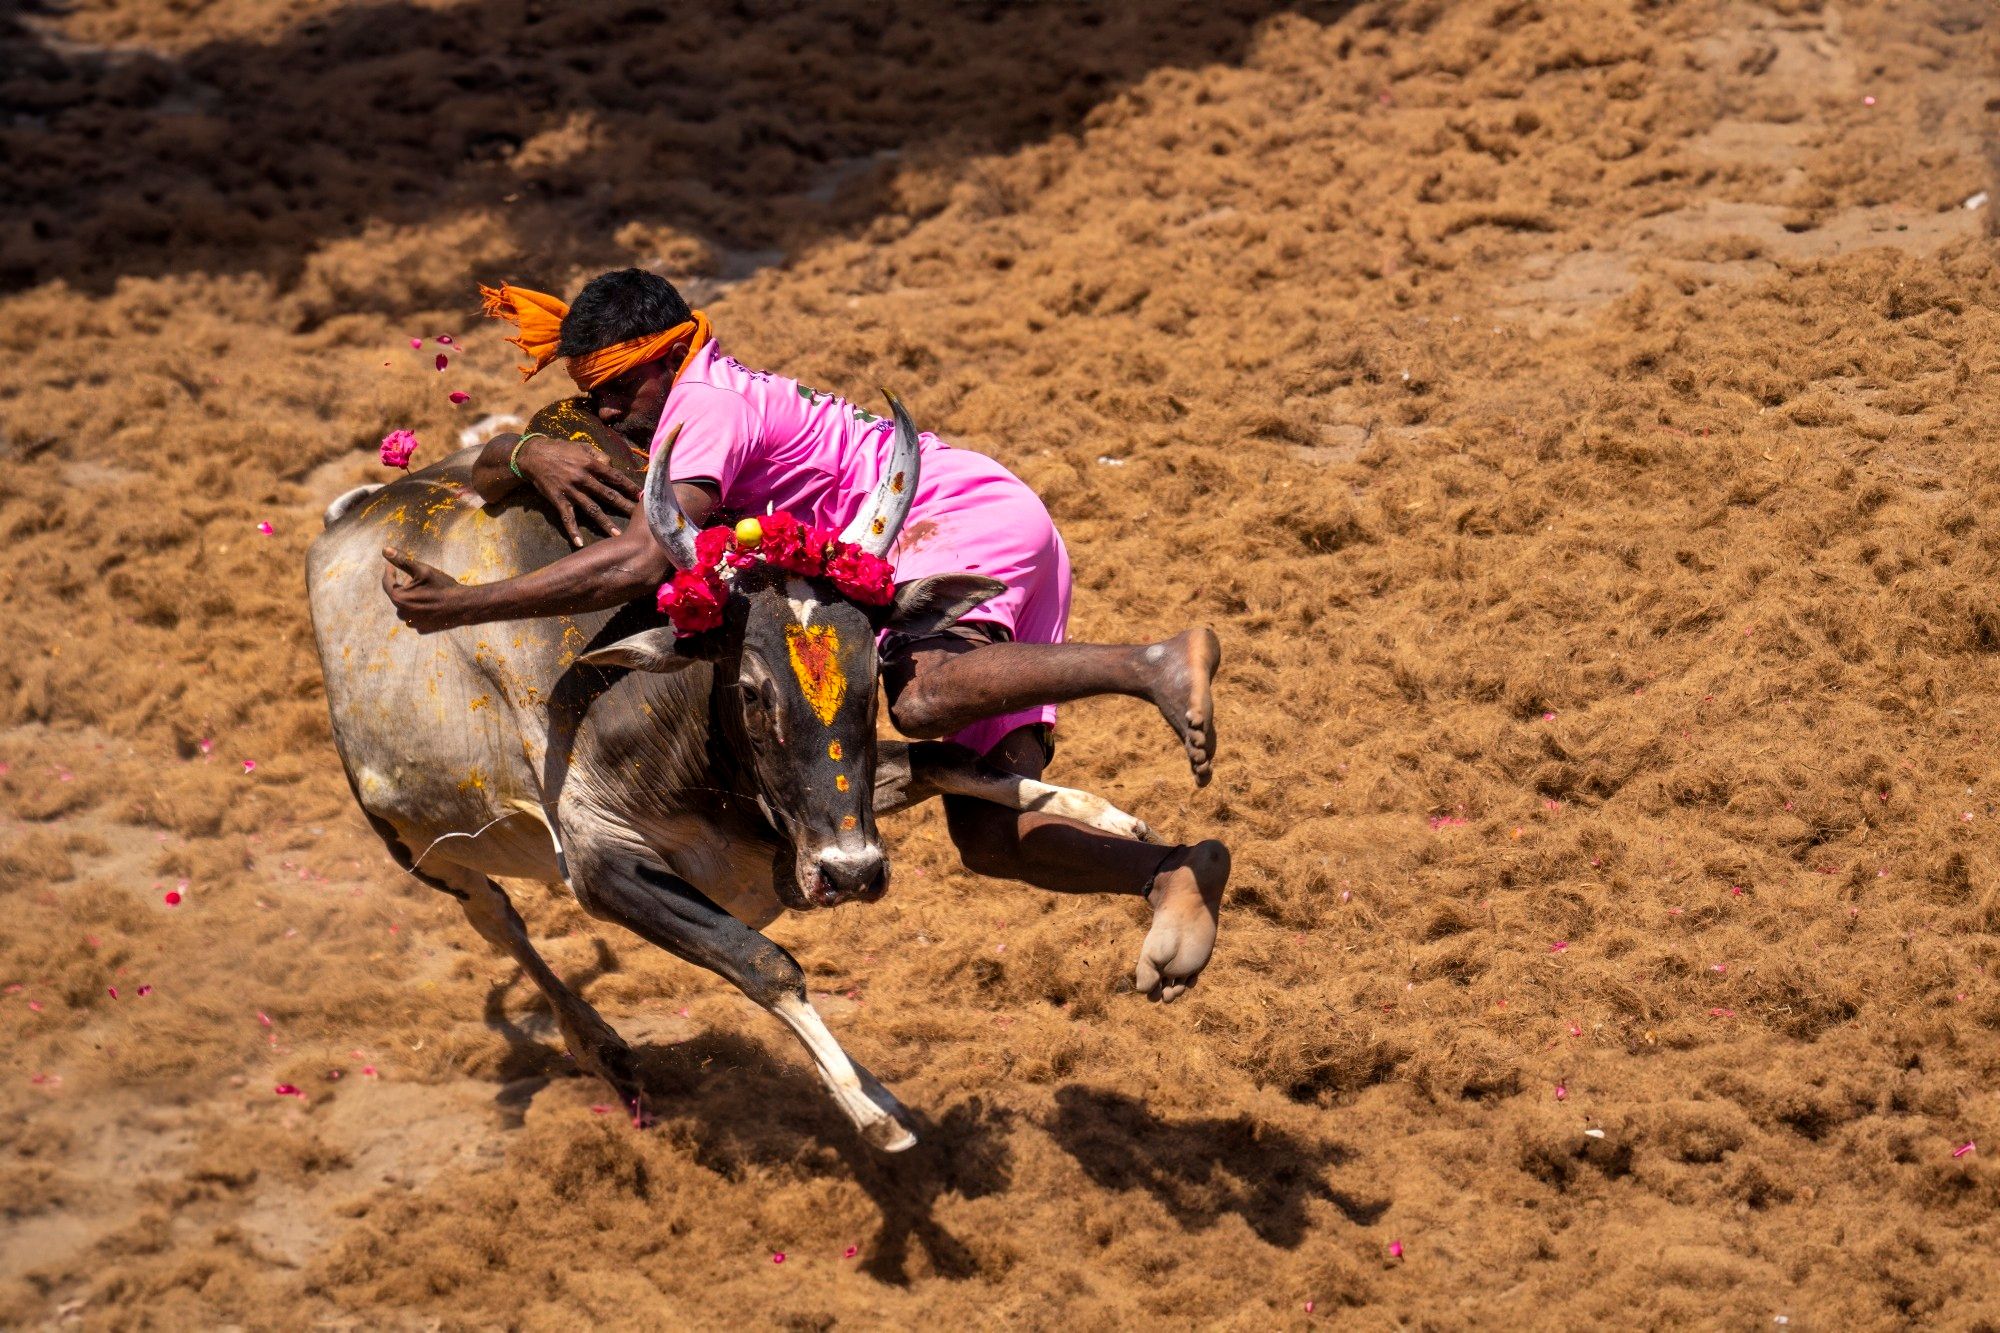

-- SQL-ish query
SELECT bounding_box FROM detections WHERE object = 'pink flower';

[380,429,420,469]
[448,391,469,405]
[256,521,274,535]
[658,569,725,634]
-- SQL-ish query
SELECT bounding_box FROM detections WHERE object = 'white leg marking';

[932,767,1157,843]
[771,994,916,1152]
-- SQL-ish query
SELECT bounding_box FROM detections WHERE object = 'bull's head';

[581,394,1000,910]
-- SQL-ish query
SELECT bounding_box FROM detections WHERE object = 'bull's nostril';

[814,849,887,904]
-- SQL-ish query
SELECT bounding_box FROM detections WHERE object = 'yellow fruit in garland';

[734,517,764,547]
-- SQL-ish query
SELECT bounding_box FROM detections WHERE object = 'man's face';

[594,355,675,445]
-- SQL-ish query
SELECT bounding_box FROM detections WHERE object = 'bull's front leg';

[571,852,916,1153]
[875,740,1159,843]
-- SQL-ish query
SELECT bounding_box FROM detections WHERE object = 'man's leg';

[937,724,1229,1003]
[887,629,1222,787]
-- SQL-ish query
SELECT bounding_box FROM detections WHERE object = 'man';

[383,269,1228,1000]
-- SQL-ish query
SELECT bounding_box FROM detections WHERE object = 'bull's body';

[307,444,1148,1149]
[309,448,790,925]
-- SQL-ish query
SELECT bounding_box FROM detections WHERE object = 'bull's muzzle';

[806,844,889,907]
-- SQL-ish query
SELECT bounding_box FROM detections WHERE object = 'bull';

[305,396,1151,1150]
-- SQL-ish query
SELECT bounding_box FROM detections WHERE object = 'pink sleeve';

[655,385,759,498]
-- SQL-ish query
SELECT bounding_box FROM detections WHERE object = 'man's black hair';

[557,268,692,357]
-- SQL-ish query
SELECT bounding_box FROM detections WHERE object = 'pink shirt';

[651,341,1071,757]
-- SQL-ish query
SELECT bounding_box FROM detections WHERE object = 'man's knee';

[888,679,954,740]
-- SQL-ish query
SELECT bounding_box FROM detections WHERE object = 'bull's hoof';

[839,1058,918,1153]
[862,1114,919,1154]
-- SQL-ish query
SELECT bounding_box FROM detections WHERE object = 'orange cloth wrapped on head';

[478,283,713,391]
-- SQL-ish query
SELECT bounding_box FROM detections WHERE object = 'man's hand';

[382,548,474,634]
[516,436,641,548]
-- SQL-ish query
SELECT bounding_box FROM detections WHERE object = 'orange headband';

[479,283,713,391]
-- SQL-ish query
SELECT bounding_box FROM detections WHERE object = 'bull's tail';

[322,484,383,529]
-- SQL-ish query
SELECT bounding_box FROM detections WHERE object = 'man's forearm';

[458,526,669,623]
[469,433,528,504]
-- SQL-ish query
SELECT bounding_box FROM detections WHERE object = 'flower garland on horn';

[656,510,896,635]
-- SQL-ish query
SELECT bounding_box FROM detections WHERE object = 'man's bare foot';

[1144,629,1222,787]
[1135,840,1229,1002]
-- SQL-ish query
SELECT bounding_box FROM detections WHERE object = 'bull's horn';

[644,422,700,570]
[839,391,921,557]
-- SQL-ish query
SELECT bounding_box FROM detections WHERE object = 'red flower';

[658,569,725,633]
[694,525,735,568]
[829,547,895,605]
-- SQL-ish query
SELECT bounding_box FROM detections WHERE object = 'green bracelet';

[508,433,546,479]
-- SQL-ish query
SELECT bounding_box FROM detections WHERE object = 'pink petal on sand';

[590,1104,612,1114]
[436,353,449,372]
[1954,1141,1976,1158]
[449,391,469,404]
[436,334,454,345]
[1554,1083,1568,1102]
[106,987,118,999]
[257,1012,272,1027]
[361,1066,377,1078]
[409,337,423,349]
[164,891,181,905]
[771,1253,786,1265]
[1863,95,1877,106]
[1389,1241,1405,1259]
[242,760,257,773]
[28,1001,42,1012]
[1541,711,1556,721]
[843,1245,858,1259]
[1305,1301,1315,1314]
[1569,1024,1583,1038]
[137,985,152,996]
[198,738,214,755]
[1549,941,1569,954]
[274,1084,304,1098]
[256,521,274,535]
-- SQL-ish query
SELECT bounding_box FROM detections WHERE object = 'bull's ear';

[577,628,698,673]
[881,574,1007,636]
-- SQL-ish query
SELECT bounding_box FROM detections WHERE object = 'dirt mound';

[3,0,1997,1326]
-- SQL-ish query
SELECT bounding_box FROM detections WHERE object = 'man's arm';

[467,419,643,549]
[383,481,718,632]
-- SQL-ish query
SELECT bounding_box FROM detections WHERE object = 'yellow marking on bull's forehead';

[786,624,847,726]
[890,470,906,494]
[841,815,858,830]
[870,516,886,536]
[828,741,843,761]
[835,774,851,792]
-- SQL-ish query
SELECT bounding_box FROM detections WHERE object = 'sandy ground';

[3,0,1999,1326]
